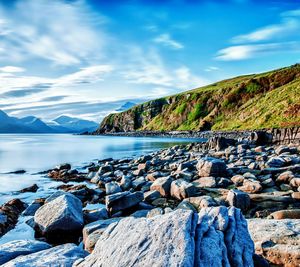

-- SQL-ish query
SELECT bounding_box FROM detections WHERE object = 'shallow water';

[0,134,199,244]
[0,134,198,205]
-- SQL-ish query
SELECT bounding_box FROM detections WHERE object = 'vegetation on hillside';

[98,64,300,133]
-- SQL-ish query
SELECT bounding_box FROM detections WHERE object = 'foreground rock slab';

[0,240,51,265]
[75,207,254,267]
[248,219,300,267]
[34,193,83,244]
[2,243,87,267]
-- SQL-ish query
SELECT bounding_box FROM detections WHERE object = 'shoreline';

[0,136,300,265]
[88,126,300,145]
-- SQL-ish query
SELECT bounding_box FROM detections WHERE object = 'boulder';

[150,176,172,197]
[238,179,262,193]
[83,218,122,253]
[268,209,300,219]
[170,179,198,200]
[105,182,122,195]
[276,171,294,183]
[75,210,197,267]
[248,219,300,267]
[196,157,227,177]
[144,190,161,202]
[83,207,108,223]
[34,193,83,244]
[195,206,254,267]
[2,243,88,267]
[106,191,143,214]
[193,177,217,188]
[0,240,51,265]
[226,189,250,211]
[75,207,254,267]
[0,199,27,237]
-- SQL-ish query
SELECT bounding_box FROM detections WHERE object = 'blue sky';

[0,0,299,122]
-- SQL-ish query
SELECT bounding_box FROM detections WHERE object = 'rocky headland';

[0,134,300,266]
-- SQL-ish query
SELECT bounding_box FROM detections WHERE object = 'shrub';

[188,103,205,122]
[174,102,187,115]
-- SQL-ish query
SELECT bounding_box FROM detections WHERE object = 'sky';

[0,0,300,123]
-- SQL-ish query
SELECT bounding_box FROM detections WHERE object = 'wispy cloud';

[0,0,107,66]
[204,66,220,72]
[216,42,300,61]
[232,18,299,43]
[153,33,184,50]
[216,8,300,61]
[0,66,25,73]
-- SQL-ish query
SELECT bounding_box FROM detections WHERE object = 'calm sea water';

[0,134,197,205]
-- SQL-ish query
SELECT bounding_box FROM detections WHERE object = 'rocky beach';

[0,131,299,266]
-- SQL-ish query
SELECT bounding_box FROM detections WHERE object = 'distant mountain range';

[0,110,98,134]
[115,102,136,111]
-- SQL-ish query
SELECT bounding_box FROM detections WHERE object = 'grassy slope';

[100,64,300,132]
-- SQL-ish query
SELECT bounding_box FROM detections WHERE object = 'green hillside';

[97,64,300,133]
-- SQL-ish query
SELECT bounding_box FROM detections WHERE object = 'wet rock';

[248,218,300,267]
[34,193,83,244]
[0,199,26,237]
[266,156,286,168]
[268,209,300,219]
[106,191,143,214]
[226,189,250,211]
[8,169,26,174]
[2,243,88,267]
[144,190,161,202]
[0,240,51,265]
[105,181,122,195]
[290,177,300,189]
[19,184,38,193]
[22,200,44,216]
[150,176,172,197]
[196,157,227,177]
[83,207,108,224]
[119,175,132,190]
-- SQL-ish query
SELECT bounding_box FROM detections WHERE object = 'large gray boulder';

[75,207,254,267]
[34,193,83,243]
[0,240,51,265]
[195,206,254,267]
[2,243,87,267]
[83,218,122,253]
[106,191,143,214]
[248,218,300,267]
[196,157,227,177]
[75,209,196,267]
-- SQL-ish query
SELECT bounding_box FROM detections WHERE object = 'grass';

[100,63,300,132]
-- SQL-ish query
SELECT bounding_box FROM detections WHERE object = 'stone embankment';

[92,126,300,145]
[0,135,300,266]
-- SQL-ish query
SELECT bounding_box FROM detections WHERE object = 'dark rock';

[19,184,39,193]
[106,191,143,214]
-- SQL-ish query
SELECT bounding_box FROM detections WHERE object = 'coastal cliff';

[96,64,300,134]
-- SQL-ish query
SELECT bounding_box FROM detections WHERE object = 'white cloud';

[0,66,25,73]
[232,18,299,43]
[215,42,300,61]
[0,0,107,66]
[204,66,220,72]
[57,65,114,86]
[153,33,184,50]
